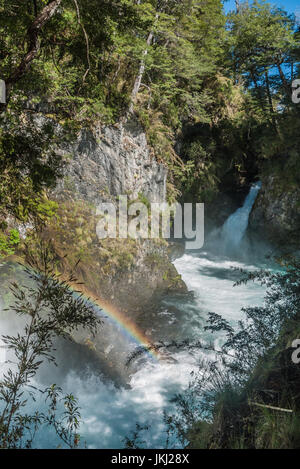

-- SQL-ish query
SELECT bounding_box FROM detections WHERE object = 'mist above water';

[0,183,270,448]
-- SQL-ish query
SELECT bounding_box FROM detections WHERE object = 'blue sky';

[223,0,300,15]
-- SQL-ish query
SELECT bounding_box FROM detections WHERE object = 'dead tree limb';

[4,0,63,102]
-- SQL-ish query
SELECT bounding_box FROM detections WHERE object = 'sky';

[223,0,300,16]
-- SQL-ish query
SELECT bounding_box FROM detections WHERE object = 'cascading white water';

[0,182,268,449]
[221,181,262,249]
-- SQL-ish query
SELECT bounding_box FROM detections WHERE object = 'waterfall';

[221,181,262,249]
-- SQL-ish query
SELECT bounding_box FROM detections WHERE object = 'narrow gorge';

[0,0,300,451]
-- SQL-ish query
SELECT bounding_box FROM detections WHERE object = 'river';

[24,182,272,448]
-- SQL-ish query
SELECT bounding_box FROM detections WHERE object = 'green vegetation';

[0,243,100,448]
[1,0,300,201]
[0,229,20,257]
[0,0,300,450]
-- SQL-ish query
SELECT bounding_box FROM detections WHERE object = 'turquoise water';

[0,184,271,448]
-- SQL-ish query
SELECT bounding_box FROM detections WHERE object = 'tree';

[1,0,64,106]
[0,242,101,448]
[227,1,297,109]
[0,110,66,259]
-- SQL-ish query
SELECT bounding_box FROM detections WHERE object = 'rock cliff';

[249,175,300,249]
[48,117,186,314]
[55,119,167,205]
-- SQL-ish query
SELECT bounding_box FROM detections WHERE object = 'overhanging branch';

[4,0,63,102]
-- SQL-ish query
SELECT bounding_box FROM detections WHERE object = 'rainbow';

[9,258,160,362]
[64,281,160,362]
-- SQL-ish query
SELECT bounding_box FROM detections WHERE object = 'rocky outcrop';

[49,118,186,314]
[55,119,167,205]
[249,176,300,249]
[3,112,185,315]
[0,116,186,384]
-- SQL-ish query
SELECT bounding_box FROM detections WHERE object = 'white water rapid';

[0,183,269,449]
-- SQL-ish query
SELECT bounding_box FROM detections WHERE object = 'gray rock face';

[55,119,167,204]
[249,176,300,248]
[50,117,186,312]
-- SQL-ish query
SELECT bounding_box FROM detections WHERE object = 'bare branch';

[72,0,91,84]
[5,0,63,101]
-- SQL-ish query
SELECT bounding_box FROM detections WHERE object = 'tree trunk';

[128,13,159,115]
[264,70,274,112]
[264,69,278,132]
[277,62,290,95]
[250,69,265,112]
[4,0,63,102]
